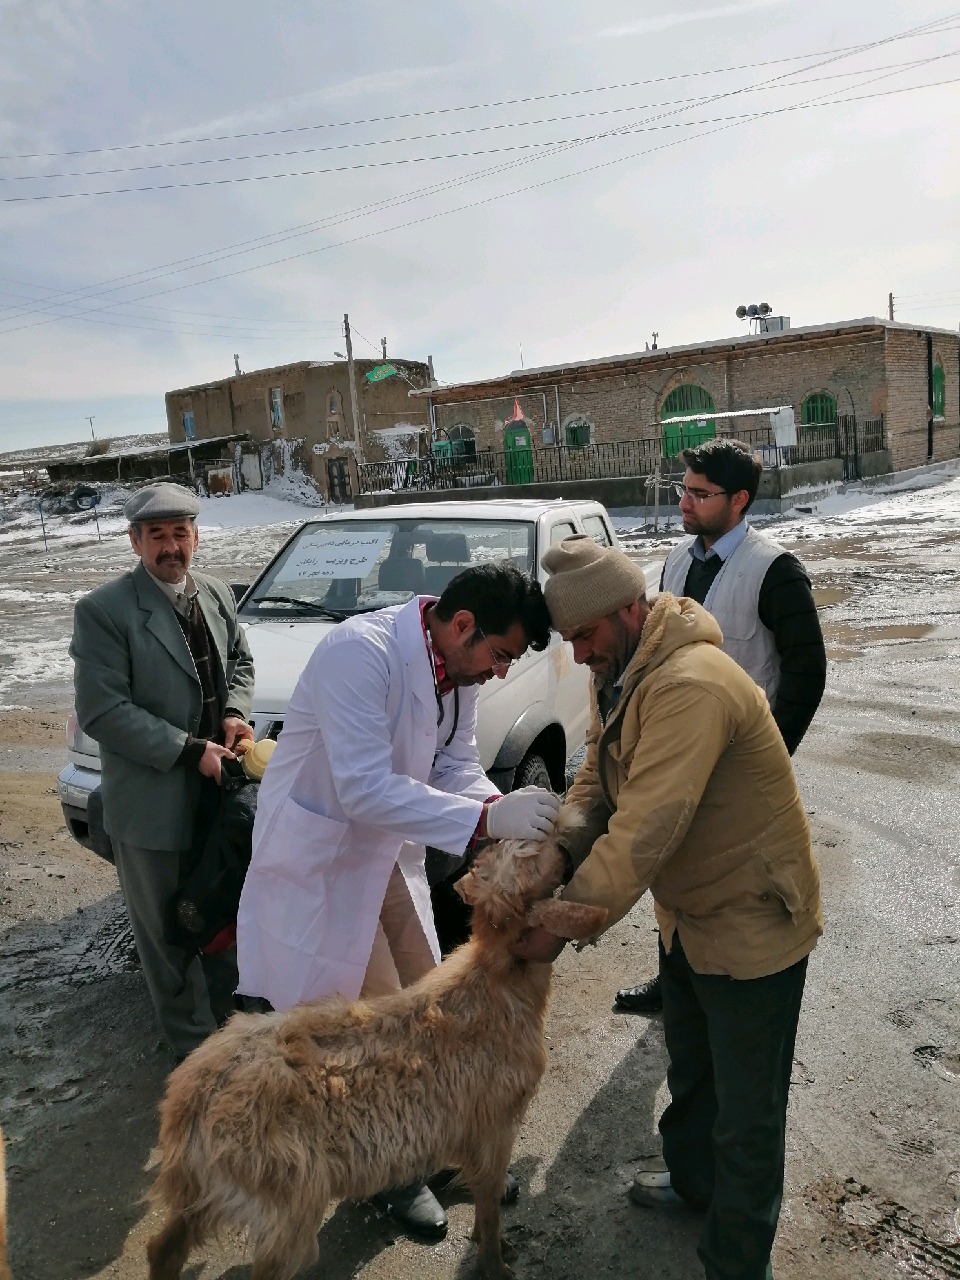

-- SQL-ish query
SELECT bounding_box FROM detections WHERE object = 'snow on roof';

[414,317,960,399]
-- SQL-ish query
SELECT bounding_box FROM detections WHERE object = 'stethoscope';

[425,613,459,750]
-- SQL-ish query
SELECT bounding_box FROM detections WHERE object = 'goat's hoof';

[478,1262,515,1280]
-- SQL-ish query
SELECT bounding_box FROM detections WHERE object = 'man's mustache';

[157,551,186,563]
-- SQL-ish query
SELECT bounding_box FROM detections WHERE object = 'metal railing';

[356,416,888,495]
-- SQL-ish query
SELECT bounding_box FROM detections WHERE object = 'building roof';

[414,316,960,402]
[44,434,247,468]
[167,356,430,397]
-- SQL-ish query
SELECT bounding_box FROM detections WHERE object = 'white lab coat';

[236,597,493,1010]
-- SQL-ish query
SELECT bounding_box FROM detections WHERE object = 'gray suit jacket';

[70,563,255,850]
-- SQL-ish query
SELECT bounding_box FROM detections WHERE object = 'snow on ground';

[612,461,960,557]
[196,491,332,536]
[1,459,958,561]
[1,461,959,704]
[0,473,347,554]
[0,635,75,701]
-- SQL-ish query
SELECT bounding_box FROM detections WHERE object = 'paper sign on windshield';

[283,531,389,580]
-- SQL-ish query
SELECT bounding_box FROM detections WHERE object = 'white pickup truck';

[58,498,623,859]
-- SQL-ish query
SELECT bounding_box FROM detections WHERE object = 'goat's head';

[454,807,606,946]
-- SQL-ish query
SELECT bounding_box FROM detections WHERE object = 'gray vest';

[662,525,783,702]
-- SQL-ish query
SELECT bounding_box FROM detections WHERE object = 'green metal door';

[504,422,533,484]
[660,386,717,456]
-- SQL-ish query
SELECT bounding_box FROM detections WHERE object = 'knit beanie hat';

[540,534,648,631]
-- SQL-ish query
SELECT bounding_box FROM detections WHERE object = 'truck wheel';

[513,751,553,792]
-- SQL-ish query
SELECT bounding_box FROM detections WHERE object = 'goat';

[146,825,605,1280]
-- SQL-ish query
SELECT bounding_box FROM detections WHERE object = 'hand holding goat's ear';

[510,897,607,961]
[510,925,567,963]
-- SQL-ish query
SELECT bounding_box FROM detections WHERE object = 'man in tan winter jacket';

[515,534,822,1280]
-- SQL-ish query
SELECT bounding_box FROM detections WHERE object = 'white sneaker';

[629,1169,687,1209]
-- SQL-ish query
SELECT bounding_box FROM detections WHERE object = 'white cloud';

[162,64,463,144]
[598,0,793,39]
[1,0,956,454]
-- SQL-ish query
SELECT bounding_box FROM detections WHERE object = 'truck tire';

[512,751,553,792]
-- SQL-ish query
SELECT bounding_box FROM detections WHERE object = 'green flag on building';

[364,363,397,383]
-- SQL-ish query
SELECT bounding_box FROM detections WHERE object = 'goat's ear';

[454,867,483,906]
[528,898,607,940]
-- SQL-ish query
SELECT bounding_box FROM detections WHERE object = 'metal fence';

[358,439,665,495]
[356,416,888,495]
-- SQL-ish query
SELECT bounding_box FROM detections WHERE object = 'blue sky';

[1,0,958,450]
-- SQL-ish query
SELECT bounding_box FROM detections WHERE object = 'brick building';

[165,356,432,500]
[416,318,959,476]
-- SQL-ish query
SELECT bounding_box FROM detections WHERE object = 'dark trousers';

[658,934,808,1280]
[111,839,238,1059]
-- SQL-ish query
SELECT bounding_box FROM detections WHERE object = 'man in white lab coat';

[236,561,559,1237]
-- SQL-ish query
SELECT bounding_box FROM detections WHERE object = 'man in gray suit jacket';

[70,483,255,1061]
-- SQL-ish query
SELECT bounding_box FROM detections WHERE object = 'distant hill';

[0,432,169,471]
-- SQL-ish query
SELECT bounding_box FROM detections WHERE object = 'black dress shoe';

[370,1181,448,1240]
[429,1167,520,1204]
[614,974,663,1013]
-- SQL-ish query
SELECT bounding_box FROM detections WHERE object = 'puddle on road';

[0,896,137,995]
[813,586,852,609]
[823,620,937,660]
[839,731,960,781]
[915,1045,960,1084]
[808,1175,960,1277]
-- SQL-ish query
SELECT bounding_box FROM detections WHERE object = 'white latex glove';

[485,786,561,840]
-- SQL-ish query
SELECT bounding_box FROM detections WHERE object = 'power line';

[3,73,953,341]
[3,72,956,205]
[3,23,957,162]
[1,74,952,343]
[0,284,344,327]
[4,53,951,184]
[1,11,954,337]
[2,13,953,327]
[894,287,960,302]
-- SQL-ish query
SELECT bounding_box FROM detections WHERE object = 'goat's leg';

[470,1184,511,1280]
[145,1212,192,1280]
[249,1218,322,1280]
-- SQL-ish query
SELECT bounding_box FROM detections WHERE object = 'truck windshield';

[241,518,535,616]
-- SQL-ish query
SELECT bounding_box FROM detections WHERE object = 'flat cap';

[123,482,200,524]
[541,534,647,631]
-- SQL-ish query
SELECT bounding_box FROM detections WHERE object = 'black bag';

[168,759,260,951]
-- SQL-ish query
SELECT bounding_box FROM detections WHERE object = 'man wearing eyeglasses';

[615,437,826,1016]
[235,560,558,1239]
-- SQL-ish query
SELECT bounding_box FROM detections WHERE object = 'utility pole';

[343,313,364,464]
[381,336,387,360]
[85,415,95,439]
[888,293,895,322]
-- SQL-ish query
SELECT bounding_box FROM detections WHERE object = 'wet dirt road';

[1,478,958,1280]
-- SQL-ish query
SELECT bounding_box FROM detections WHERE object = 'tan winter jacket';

[561,593,822,980]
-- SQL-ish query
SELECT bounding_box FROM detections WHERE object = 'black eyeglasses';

[672,482,730,503]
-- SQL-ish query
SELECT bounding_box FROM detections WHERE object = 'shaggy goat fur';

[146,825,604,1280]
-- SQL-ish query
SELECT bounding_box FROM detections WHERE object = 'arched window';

[447,423,477,459]
[933,361,945,418]
[562,413,592,447]
[801,392,837,426]
[660,385,716,456]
